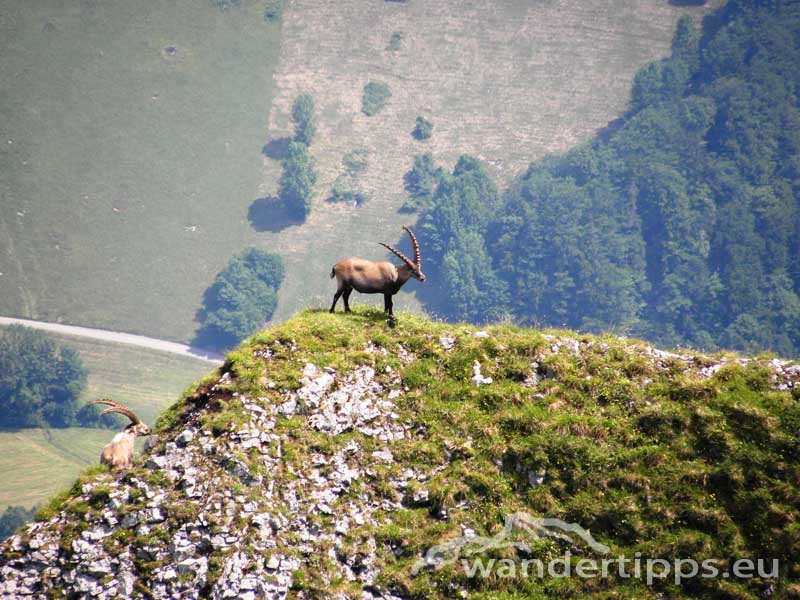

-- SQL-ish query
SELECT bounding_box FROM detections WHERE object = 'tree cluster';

[278,94,318,221]
[0,326,96,429]
[413,3,800,356]
[196,248,286,349]
[0,505,37,541]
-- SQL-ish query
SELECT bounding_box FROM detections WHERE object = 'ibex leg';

[343,288,353,313]
[330,289,343,313]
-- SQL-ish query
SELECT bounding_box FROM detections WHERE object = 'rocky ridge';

[1,310,798,599]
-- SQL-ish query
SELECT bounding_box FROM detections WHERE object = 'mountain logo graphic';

[411,512,610,575]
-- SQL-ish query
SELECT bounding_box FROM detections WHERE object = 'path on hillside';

[0,317,225,364]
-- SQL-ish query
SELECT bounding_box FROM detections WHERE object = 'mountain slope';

[1,309,798,599]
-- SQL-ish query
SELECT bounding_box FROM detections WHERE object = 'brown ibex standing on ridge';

[330,226,425,321]
[92,399,151,469]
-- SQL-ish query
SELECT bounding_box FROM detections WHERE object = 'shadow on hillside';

[248,197,303,233]
[595,116,626,143]
[262,137,291,160]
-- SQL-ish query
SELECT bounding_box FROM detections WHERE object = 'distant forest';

[411,0,800,357]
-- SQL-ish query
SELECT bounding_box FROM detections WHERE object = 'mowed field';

[255,0,719,324]
[0,330,212,511]
[0,0,281,342]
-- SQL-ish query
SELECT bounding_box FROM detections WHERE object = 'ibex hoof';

[387,315,397,328]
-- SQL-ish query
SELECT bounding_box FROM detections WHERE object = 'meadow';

[0,0,282,342]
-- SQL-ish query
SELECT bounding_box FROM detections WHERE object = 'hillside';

[410,0,800,358]
[0,0,716,342]
[2,309,798,598]
[261,0,718,324]
[0,0,281,342]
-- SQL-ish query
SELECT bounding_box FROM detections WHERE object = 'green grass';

[0,331,212,512]
[214,309,798,598]
[0,0,282,342]
[0,427,111,512]
[63,334,212,426]
[0,0,720,344]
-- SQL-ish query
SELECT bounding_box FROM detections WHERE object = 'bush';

[412,116,433,140]
[330,148,369,206]
[330,176,368,206]
[361,81,391,116]
[196,249,286,349]
[263,0,284,21]
[387,31,402,52]
[291,94,316,146]
[0,326,94,429]
[279,141,317,221]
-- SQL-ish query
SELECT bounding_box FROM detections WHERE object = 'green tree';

[0,326,90,428]
[279,141,317,221]
[0,505,37,541]
[291,93,316,145]
[409,2,800,357]
[402,153,444,212]
[197,249,285,349]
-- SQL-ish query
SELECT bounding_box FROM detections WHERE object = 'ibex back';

[330,225,425,317]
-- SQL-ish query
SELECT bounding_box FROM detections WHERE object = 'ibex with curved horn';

[92,399,151,469]
[330,225,425,318]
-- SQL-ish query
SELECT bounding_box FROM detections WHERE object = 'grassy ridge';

[0,0,281,342]
[221,309,799,597]
[0,331,210,511]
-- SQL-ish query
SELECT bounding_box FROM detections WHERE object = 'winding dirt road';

[0,316,225,364]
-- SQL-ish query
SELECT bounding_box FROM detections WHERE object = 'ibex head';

[380,225,426,282]
[91,399,151,436]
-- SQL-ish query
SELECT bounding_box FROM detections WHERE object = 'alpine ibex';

[330,225,425,317]
[92,399,151,469]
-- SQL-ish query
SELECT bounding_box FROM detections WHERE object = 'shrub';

[330,148,369,206]
[361,81,391,116]
[412,116,433,140]
[263,0,284,22]
[387,31,402,52]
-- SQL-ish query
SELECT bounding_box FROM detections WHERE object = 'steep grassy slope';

[0,0,281,342]
[258,0,719,324]
[0,332,210,512]
[2,309,798,598]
